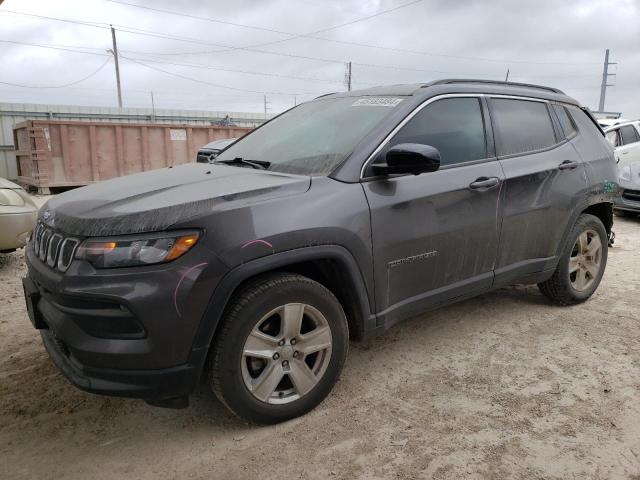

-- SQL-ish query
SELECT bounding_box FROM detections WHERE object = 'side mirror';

[372,143,441,176]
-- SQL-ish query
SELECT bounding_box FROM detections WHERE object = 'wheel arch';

[582,202,613,235]
[556,200,613,260]
[190,245,374,375]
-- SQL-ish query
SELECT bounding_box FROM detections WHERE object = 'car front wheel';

[209,273,348,424]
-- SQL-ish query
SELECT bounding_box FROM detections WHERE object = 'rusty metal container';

[14,119,251,193]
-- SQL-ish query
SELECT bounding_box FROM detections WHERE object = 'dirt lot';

[1,212,639,480]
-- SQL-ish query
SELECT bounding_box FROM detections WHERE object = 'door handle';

[469,177,500,189]
[558,160,579,170]
[621,151,630,155]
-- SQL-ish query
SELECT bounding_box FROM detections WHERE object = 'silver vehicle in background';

[196,138,237,163]
[604,121,640,217]
[0,178,38,253]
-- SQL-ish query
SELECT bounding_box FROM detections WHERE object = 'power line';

[0,37,600,90]
[0,10,110,29]
[0,57,111,88]
[121,56,357,85]
[121,56,325,96]
[106,0,425,54]
[0,39,110,57]
[1,9,600,66]
[0,36,505,79]
[103,0,599,66]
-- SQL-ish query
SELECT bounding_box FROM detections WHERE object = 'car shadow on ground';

[1,281,556,437]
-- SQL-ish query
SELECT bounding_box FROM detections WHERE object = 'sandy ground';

[1,208,639,479]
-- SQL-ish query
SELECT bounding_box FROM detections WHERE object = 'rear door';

[489,97,588,285]
[362,95,503,325]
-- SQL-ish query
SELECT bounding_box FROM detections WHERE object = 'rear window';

[491,98,557,156]
[553,105,577,138]
[566,105,605,139]
[620,125,640,145]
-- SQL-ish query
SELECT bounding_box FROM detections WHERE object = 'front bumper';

[614,189,640,212]
[40,327,202,400]
[24,240,225,401]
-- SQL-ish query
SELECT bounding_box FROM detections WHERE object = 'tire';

[209,272,349,424]
[614,209,637,218]
[538,214,608,305]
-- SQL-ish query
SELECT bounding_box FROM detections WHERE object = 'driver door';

[362,96,503,326]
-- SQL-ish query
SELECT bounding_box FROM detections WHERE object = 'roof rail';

[428,79,564,94]
[314,92,338,99]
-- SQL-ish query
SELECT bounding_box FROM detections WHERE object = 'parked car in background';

[0,178,38,253]
[598,118,629,129]
[196,138,237,163]
[604,121,640,217]
[23,80,617,424]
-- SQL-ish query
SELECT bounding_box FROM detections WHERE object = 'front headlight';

[620,165,632,182]
[76,231,200,268]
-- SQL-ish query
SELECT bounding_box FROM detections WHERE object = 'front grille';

[622,189,640,202]
[31,222,80,272]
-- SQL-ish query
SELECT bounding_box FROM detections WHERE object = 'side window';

[620,125,640,145]
[387,97,486,167]
[491,98,557,156]
[566,105,606,139]
[605,130,620,147]
[553,104,577,138]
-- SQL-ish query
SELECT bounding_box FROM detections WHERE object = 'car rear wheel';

[538,214,608,305]
[209,273,348,424]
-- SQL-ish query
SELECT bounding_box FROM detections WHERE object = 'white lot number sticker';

[352,97,403,107]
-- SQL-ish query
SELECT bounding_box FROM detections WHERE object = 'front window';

[216,96,405,176]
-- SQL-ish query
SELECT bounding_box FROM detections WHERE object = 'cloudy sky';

[1,0,639,118]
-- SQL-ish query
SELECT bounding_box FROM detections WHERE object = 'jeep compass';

[23,79,618,424]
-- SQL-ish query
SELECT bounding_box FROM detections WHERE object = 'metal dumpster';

[14,120,252,193]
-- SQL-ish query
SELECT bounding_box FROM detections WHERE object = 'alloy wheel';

[241,303,333,404]
[569,229,603,292]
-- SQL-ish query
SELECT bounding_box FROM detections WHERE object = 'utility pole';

[110,25,123,108]
[504,69,509,82]
[598,49,616,112]
[263,95,271,119]
[344,61,352,91]
[150,91,156,122]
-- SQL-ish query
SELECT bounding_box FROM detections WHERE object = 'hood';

[41,163,310,236]
[0,177,23,189]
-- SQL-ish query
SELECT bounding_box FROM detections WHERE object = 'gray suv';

[23,80,618,424]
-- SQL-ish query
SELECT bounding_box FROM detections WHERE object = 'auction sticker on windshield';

[352,97,403,107]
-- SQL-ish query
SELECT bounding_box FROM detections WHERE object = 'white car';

[604,121,640,217]
[598,118,630,129]
[604,121,640,165]
[0,178,38,252]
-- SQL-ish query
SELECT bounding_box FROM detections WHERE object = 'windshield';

[216,96,405,175]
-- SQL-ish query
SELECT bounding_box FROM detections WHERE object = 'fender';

[553,194,613,265]
[187,244,375,372]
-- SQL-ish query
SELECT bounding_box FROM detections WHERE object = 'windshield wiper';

[215,157,271,170]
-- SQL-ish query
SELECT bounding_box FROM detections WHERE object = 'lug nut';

[293,351,299,358]
[272,353,280,360]
[282,360,289,367]
[290,338,297,345]
[278,339,285,346]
